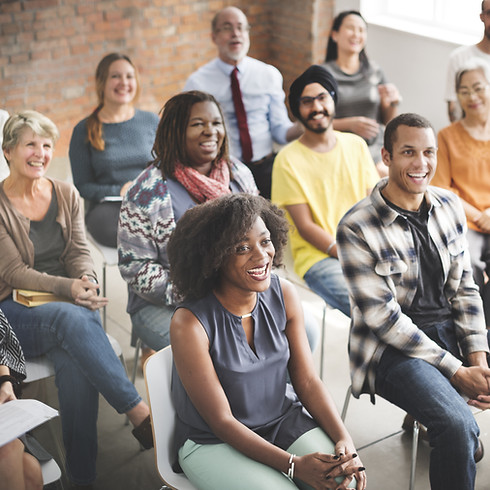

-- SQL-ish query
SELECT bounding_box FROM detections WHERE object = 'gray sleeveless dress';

[171,274,317,458]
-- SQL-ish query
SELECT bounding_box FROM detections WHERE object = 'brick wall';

[1,0,334,162]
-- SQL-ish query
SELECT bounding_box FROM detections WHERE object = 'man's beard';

[299,110,334,134]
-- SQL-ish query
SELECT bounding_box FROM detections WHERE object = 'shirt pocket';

[446,235,465,290]
[447,235,465,257]
[375,258,408,276]
[375,257,408,289]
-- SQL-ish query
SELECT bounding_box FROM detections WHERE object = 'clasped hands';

[294,445,366,490]
[378,83,401,109]
[71,275,109,311]
[451,364,490,410]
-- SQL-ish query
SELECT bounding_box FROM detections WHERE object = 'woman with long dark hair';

[323,11,400,173]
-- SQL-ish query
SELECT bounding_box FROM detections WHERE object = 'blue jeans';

[1,299,142,485]
[132,303,321,353]
[303,258,351,317]
[131,303,174,352]
[374,322,490,490]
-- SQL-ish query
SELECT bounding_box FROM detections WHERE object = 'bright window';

[361,0,483,45]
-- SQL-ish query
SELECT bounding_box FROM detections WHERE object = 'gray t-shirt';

[29,188,66,277]
[323,59,386,162]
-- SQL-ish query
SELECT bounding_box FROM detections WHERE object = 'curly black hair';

[167,193,289,301]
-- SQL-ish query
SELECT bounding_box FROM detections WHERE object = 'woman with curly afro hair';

[167,193,366,490]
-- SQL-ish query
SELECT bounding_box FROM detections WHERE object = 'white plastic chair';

[40,457,63,487]
[25,356,66,477]
[144,347,197,490]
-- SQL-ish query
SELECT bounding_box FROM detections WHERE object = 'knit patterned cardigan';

[117,160,258,314]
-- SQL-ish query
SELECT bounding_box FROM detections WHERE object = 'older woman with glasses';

[433,58,490,329]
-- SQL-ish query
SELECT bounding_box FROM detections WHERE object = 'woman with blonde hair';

[1,110,153,488]
[69,52,159,247]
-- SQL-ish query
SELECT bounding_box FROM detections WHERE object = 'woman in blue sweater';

[69,53,159,247]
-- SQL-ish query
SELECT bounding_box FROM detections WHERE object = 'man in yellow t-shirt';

[272,65,379,317]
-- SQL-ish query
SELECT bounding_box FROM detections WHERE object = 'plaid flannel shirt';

[337,179,488,400]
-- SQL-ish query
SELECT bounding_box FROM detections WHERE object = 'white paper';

[0,399,58,447]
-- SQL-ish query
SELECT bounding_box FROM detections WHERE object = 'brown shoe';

[402,414,484,462]
[140,347,156,371]
[132,414,154,449]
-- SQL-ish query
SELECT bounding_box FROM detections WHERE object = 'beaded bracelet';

[287,453,296,479]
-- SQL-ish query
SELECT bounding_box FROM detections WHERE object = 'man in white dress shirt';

[184,6,302,198]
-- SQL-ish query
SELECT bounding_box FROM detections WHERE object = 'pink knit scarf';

[173,160,231,203]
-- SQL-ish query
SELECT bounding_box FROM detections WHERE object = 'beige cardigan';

[0,179,97,301]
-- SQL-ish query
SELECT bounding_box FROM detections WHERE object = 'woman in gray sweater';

[69,53,159,247]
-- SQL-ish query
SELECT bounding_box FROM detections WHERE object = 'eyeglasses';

[457,85,489,98]
[215,23,250,34]
[299,92,333,108]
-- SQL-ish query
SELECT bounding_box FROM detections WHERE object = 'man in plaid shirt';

[337,113,490,490]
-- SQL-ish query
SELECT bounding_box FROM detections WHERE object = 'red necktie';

[230,67,253,163]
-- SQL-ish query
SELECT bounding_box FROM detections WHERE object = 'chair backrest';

[144,346,197,490]
[25,356,56,383]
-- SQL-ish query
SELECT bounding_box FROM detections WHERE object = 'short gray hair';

[455,58,490,91]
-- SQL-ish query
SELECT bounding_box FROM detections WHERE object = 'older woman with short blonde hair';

[1,110,152,487]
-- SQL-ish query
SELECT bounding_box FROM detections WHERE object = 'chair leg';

[341,385,352,422]
[102,261,107,331]
[409,420,419,490]
[319,303,327,381]
[131,338,142,385]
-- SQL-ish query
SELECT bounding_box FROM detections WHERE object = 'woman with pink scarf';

[117,91,258,352]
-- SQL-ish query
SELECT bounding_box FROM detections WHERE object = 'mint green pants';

[178,428,357,489]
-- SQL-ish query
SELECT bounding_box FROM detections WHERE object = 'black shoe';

[475,438,484,463]
[132,414,154,449]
